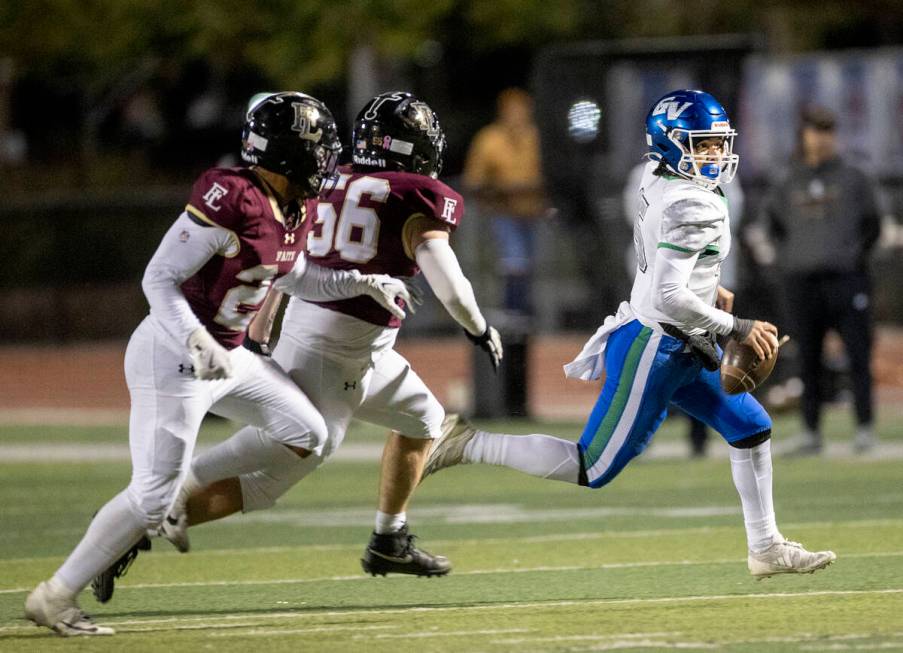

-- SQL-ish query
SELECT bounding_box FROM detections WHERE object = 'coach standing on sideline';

[759,106,882,455]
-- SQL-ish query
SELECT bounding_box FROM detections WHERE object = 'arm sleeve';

[415,238,487,336]
[142,212,235,344]
[272,255,368,301]
[651,245,736,336]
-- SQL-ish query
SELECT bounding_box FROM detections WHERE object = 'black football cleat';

[361,524,451,577]
[90,535,152,603]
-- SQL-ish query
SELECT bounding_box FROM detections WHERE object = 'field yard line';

[134,623,399,635]
[1,589,902,635]
[1,550,901,595]
[362,627,531,640]
[3,517,902,565]
[496,635,718,650]
[3,439,903,462]
[494,631,903,648]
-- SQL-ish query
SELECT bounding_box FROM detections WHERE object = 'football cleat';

[748,539,836,579]
[26,580,114,636]
[159,510,190,553]
[361,524,451,577]
[91,534,151,603]
[420,413,477,482]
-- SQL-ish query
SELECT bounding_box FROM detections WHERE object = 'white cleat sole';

[750,550,837,580]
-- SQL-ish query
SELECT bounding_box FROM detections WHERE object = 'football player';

[422,90,836,579]
[142,91,501,577]
[24,92,415,636]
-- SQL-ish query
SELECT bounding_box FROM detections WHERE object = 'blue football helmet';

[645,90,739,188]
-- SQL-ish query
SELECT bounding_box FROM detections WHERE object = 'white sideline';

[2,439,903,462]
[3,517,901,565]
[1,589,901,635]
[1,550,901,596]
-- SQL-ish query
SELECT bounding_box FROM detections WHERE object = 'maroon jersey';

[302,166,465,327]
[180,167,310,348]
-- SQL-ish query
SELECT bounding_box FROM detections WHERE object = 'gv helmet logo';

[652,98,693,121]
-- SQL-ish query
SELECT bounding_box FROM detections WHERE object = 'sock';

[464,431,580,484]
[192,426,292,486]
[54,490,148,594]
[374,511,406,534]
[730,440,780,552]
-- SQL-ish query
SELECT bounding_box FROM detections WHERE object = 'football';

[720,336,788,395]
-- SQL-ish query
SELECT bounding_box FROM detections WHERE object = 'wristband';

[731,317,754,342]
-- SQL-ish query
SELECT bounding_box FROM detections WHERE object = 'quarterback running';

[141,92,501,578]
[422,90,836,579]
[24,92,414,636]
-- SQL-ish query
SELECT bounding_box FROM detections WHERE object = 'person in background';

[759,106,882,455]
[463,88,548,316]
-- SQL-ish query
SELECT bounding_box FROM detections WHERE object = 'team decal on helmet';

[351,91,446,178]
[241,92,342,197]
[645,89,739,189]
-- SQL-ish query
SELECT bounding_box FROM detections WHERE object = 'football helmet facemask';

[351,91,446,178]
[241,92,342,198]
[645,89,739,189]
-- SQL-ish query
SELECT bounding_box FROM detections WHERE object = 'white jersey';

[565,162,737,381]
[629,161,733,335]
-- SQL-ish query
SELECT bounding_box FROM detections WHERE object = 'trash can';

[471,312,530,418]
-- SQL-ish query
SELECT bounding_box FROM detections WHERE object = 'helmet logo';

[407,101,440,137]
[363,92,407,120]
[291,103,323,143]
[652,98,693,121]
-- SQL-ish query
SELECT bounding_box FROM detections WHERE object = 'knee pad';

[729,430,772,449]
[239,450,325,512]
[264,413,328,456]
[126,477,179,529]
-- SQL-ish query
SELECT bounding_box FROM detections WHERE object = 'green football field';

[1,408,902,652]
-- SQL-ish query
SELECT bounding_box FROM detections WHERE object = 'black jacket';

[761,157,881,275]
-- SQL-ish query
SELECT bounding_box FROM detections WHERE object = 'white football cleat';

[748,539,836,579]
[420,414,477,482]
[159,510,190,553]
[25,580,114,636]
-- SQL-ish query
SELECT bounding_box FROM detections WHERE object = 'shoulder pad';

[390,173,465,229]
[186,167,260,231]
[660,189,726,253]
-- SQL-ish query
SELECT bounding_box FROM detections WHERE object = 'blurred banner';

[739,48,903,179]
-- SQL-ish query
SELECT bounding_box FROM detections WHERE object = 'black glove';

[686,331,721,372]
[660,323,721,372]
[465,325,503,373]
[242,333,271,357]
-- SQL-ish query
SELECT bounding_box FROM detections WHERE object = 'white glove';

[187,327,233,380]
[358,274,420,320]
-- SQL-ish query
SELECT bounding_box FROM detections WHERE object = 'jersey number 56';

[308,176,389,264]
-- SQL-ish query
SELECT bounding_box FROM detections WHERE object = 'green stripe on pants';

[583,326,653,468]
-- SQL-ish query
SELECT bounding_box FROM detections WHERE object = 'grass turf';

[1,410,902,651]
